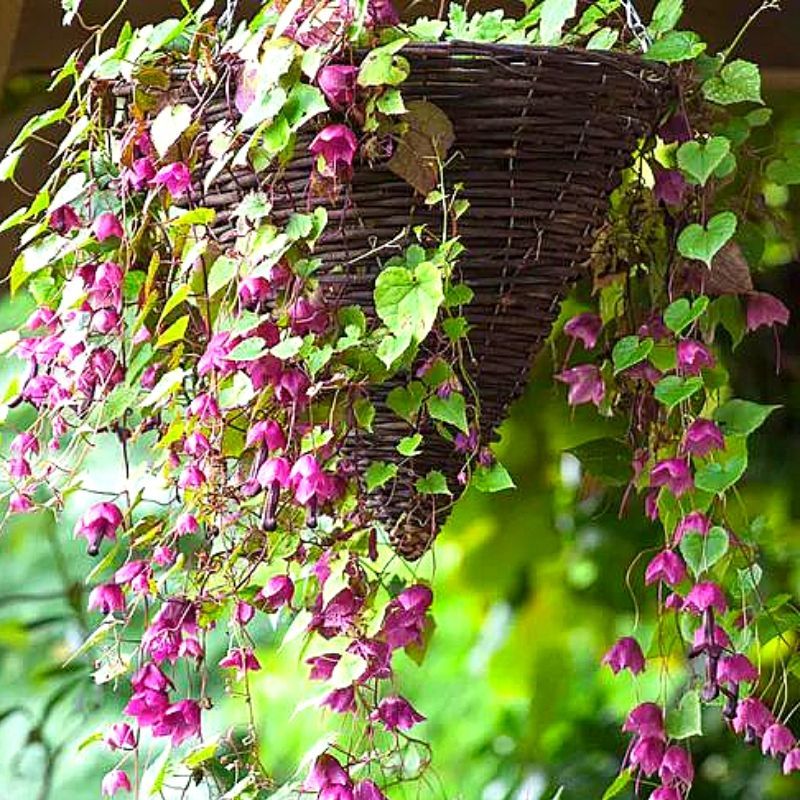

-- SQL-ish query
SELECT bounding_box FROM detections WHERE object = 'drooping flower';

[683,418,725,457]
[175,513,199,536]
[9,492,34,513]
[321,686,357,714]
[683,582,727,614]
[219,647,261,678]
[783,749,800,775]
[188,393,220,420]
[563,312,602,349]
[645,550,687,587]
[305,754,350,792]
[313,588,363,638]
[602,636,646,675]
[238,276,272,312]
[718,653,759,685]
[659,745,694,786]
[93,212,124,242]
[198,332,235,376]
[153,545,176,567]
[676,340,715,375]
[650,458,693,498]
[259,575,294,612]
[623,702,664,740]
[673,511,711,543]
[151,698,202,745]
[629,736,665,776]
[87,583,126,614]
[184,431,211,457]
[762,723,796,757]
[105,722,136,751]
[101,769,131,796]
[246,420,286,451]
[692,622,731,651]
[234,601,255,626]
[178,465,207,490]
[131,663,171,693]
[746,291,790,331]
[653,165,688,206]
[650,787,682,800]
[732,697,774,738]
[381,584,433,650]
[74,501,124,556]
[317,65,359,110]
[353,780,388,800]
[49,204,82,233]
[555,364,604,407]
[372,695,426,731]
[308,653,340,681]
[152,162,191,196]
[123,157,157,191]
[367,0,400,26]
[659,112,692,144]
[310,124,359,179]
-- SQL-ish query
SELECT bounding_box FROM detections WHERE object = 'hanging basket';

[117,41,672,560]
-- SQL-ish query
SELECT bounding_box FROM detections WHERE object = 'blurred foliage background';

[0,3,799,800]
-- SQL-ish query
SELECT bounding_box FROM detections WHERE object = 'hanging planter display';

[0,0,795,797]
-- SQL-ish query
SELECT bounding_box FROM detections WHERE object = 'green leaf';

[427,392,469,433]
[714,399,780,436]
[387,382,425,423]
[183,739,219,769]
[151,103,193,157]
[365,461,398,492]
[694,453,747,495]
[472,462,515,493]
[566,438,632,486]
[271,336,304,360]
[397,434,423,457]
[442,316,469,341]
[644,30,706,63]
[443,282,474,308]
[376,88,407,115]
[612,335,653,373]
[703,60,762,105]
[374,261,444,342]
[666,691,703,739]
[227,337,268,361]
[354,398,375,431]
[156,315,189,348]
[376,332,413,368]
[676,136,730,186]
[415,470,451,495]
[358,38,410,87]
[282,84,327,131]
[679,526,729,578]
[207,255,239,297]
[677,211,738,268]
[539,0,577,45]
[142,368,185,407]
[654,375,704,409]
[663,296,709,334]
[766,157,800,185]
[159,284,190,323]
[649,0,683,36]
[601,770,634,800]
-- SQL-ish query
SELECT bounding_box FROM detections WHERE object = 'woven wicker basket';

[120,42,672,560]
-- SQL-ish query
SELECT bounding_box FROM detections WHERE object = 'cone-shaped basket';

[126,42,672,560]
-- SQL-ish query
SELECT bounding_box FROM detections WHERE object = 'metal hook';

[218,0,241,37]
[621,0,653,52]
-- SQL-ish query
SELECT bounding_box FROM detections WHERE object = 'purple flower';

[184,431,211,457]
[25,306,57,332]
[93,212,124,242]
[630,737,665,776]
[354,781,387,800]
[692,622,730,650]
[732,697,774,738]
[178,465,207,490]
[105,723,136,751]
[683,582,727,614]
[784,748,800,775]
[92,308,120,334]
[659,745,694,786]
[175,512,199,536]
[381,584,433,650]
[198,332,235,376]
[246,420,286,451]
[676,340,714,375]
[673,511,710,544]
[257,456,291,488]
[87,583,126,614]
[123,157,156,191]
[153,545,176,567]
[74,501,123,556]
[683,418,725,456]
[259,575,294,612]
[602,636,646,675]
[289,297,329,335]
[49,204,82,234]
[308,653,340,681]
[219,647,261,678]
[101,769,131,796]
[239,276,272,312]
[372,695,425,731]
[289,454,327,505]
[317,65,359,110]
[151,698,201,745]
[763,723,796,757]
[555,364,604,407]
[305,754,350,792]
[313,588,362,638]
[653,165,688,206]
[310,124,359,179]
[235,601,255,626]
[125,688,170,727]
[746,291,790,331]
[659,112,692,144]
[131,663,171,693]
[645,550,687,587]
[718,653,759,685]
[321,686,356,714]
[651,788,682,800]
[188,393,220,420]
[367,0,400,26]
[563,312,602,349]
[650,458,693,498]
[152,162,191,196]
[623,702,664,740]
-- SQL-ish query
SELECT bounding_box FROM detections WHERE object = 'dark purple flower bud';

[49,204,82,234]
[317,65,359,110]
[683,582,727,615]
[645,550,687,587]
[555,364,604,407]
[746,291,790,331]
[676,340,714,375]
[366,0,399,26]
[659,112,692,144]
[310,124,359,179]
[653,165,688,206]
[602,636,646,675]
[238,276,272,311]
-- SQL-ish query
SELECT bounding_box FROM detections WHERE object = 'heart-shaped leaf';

[714,399,780,436]
[703,59,762,106]
[427,392,469,433]
[663,296,709,334]
[694,453,747,495]
[679,526,730,578]
[654,375,704,409]
[472,462,515,493]
[677,211,738,267]
[677,136,730,185]
[374,260,444,342]
[386,381,425,423]
[151,103,193,158]
[644,30,705,63]
[612,336,654,373]
[666,690,703,739]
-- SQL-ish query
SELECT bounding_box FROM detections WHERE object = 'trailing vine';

[0,0,795,798]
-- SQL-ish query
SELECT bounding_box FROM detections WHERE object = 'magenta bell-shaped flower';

[246,419,286,452]
[683,581,727,614]
[746,291,790,331]
[101,769,131,796]
[317,64,359,110]
[602,636,646,675]
[74,501,123,556]
[783,748,800,775]
[650,458,693,498]
[629,736,665,776]
[304,753,350,792]
[372,695,426,731]
[659,745,694,786]
[733,696,774,738]
[151,162,191,196]
[563,312,602,349]
[673,510,710,543]
[259,575,294,612]
[762,723,796,757]
[645,550,687,587]
[676,339,714,375]
[93,212,124,242]
[104,722,136,751]
[151,698,202,746]
[651,787,682,800]
[88,583,126,614]
[238,276,272,312]
[310,124,359,180]
[49,204,82,233]
[623,702,664,740]
[683,418,725,457]
[219,647,262,678]
[718,653,759,685]
[555,364,604,407]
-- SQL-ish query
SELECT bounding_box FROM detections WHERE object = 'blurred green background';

[0,2,799,799]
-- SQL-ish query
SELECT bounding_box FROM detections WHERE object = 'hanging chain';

[620,0,652,52]
[218,0,241,37]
